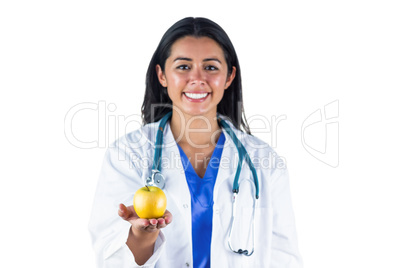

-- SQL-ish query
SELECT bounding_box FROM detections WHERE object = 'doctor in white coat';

[89,17,303,268]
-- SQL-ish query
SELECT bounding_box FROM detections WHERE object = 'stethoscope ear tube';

[145,111,172,190]
[227,191,257,256]
[148,112,260,200]
[152,111,172,172]
[218,118,260,199]
[147,112,260,256]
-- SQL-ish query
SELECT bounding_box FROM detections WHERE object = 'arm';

[270,167,303,267]
[89,139,170,267]
[118,204,172,265]
[127,226,158,265]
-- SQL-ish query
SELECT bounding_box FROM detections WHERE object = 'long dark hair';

[141,17,251,134]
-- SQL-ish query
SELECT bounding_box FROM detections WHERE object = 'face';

[156,36,236,119]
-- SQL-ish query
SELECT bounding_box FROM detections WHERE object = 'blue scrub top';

[176,132,226,268]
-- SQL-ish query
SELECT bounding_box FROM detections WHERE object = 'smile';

[184,92,209,99]
[183,92,211,103]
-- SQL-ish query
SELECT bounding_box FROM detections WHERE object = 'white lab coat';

[89,116,303,268]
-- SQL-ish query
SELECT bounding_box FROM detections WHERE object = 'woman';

[89,17,302,267]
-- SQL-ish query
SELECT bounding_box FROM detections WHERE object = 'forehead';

[169,36,225,59]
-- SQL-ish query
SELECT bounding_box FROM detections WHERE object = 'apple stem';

[145,185,150,191]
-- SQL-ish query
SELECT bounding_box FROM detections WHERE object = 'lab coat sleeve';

[88,140,166,267]
[269,166,303,268]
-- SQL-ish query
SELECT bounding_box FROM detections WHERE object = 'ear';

[224,66,236,90]
[156,64,167,87]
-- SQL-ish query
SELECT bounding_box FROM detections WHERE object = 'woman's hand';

[118,203,172,265]
[118,203,173,233]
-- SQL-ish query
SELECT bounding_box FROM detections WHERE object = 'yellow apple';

[133,186,167,219]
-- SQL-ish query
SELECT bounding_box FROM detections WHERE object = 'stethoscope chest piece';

[146,170,166,189]
[148,111,259,256]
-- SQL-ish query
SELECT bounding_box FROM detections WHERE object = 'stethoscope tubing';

[217,118,259,199]
[149,111,259,256]
[151,111,259,199]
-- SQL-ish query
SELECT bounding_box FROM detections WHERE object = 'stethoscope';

[145,111,259,256]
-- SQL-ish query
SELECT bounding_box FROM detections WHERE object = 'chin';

[178,108,213,118]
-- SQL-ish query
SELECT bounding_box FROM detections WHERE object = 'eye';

[205,65,218,71]
[177,65,190,70]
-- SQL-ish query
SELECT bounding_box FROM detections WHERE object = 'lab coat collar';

[163,114,245,198]
[140,113,249,196]
[139,114,248,240]
[162,113,243,179]
[160,115,240,186]
[158,125,193,240]
[139,113,249,150]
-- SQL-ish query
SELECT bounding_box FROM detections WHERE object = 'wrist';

[131,226,160,244]
[126,226,160,265]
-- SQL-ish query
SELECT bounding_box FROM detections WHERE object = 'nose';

[189,66,206,86]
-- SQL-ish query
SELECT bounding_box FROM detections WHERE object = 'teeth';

[184,92,208,99]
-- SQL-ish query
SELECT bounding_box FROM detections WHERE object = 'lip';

[183,92,211,102]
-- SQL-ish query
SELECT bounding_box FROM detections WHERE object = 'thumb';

[118,203,129,219]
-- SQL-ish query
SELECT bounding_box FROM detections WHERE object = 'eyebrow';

[173,57,222,63]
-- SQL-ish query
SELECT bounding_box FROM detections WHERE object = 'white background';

[1,0,401,267]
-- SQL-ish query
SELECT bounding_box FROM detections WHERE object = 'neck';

[170,109,222,149]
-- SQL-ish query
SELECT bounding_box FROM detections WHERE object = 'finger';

[163,210,173,225]
[144,223,157,232]
[118,204,129,219]
[140,218,156,231]
[125,205,138,217]
[119,204,143,226]
[129,218,152,229]
[157,218,167,229]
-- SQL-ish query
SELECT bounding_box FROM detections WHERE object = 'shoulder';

[223,120,286,172]
[219,115,276,156]
[109,121,160,157]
